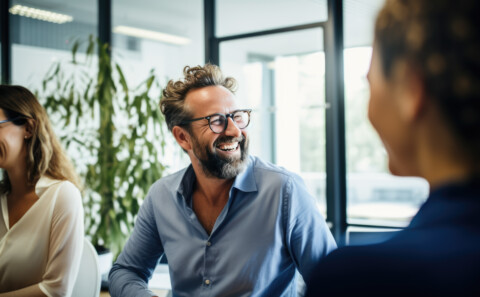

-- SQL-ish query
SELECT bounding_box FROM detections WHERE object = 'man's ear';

[393,62,426,123]
[172,126,192,151]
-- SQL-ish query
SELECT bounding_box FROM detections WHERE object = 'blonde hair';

[0,85,80,193]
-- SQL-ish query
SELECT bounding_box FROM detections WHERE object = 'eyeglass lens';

[209,111,249,133]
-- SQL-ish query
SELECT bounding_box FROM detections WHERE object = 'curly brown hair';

[375,0,480,160]
[160,64,237,132]
[0,85,80,193]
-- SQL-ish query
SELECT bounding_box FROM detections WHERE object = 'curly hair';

[160,64,237,132]
[0,85,80,193]
[375,0,480,160]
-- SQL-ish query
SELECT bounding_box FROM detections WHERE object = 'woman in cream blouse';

[0,85,84,297]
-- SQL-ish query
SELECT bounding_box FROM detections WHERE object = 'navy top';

[306,178,480,297]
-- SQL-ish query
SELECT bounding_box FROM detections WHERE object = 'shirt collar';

[177,165,196,200]
[231,156,257,193]
[176,156,258,198]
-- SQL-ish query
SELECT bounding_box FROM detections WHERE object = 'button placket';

[203,237,213,289]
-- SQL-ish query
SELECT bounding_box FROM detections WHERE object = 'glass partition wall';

[215,0,329,216]
[212,0,431,246]
[11,0,97,88]
[0,0,432,247]
[219,28,328,216]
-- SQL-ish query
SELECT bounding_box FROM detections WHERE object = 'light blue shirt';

[109,156,336,297]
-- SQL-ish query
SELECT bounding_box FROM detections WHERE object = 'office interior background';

[0,0,430,247]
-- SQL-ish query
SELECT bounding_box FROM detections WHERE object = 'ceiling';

[13,0,385,51]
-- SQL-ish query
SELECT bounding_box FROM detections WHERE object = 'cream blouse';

[0,177,84,297]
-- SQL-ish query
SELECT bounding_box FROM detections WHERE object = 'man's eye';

[211,118,224,125]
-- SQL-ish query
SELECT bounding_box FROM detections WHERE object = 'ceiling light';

[9,4,73,24]
[114,26,190,45]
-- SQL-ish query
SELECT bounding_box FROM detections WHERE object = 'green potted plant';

[38,35,167,260]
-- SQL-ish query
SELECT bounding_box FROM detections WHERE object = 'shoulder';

[307,243,402,292]
[320,244,391,265]
[48,180,82,214]
[250,156,302,185]
[148,167,189,194]
[306,234,475,296]
[249,157,310,201]
[310,239,416,281]
[142,167,191,208]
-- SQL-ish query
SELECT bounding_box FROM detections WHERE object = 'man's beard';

[191,134,249,179]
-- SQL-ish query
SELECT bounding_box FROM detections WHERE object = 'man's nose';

[224,117,242,137]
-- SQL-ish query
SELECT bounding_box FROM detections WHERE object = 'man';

[109,64,336,297]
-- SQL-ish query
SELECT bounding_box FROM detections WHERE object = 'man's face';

[184,86,249,179]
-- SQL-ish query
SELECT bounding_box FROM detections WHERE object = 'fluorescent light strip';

[9,4,73,24]
[114,25,190,45]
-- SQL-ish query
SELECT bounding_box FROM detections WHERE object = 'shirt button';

[206,241,211,246]
[205,279,211,285]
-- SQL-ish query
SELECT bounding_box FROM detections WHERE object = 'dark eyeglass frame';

[0,117,26,125]
[179,109,252,134]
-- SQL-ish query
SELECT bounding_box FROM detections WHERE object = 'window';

[112,0,204,87]
[220,27,327,215]
[112,0,204,172]
[216,0,327,37]
[11,0,97,88]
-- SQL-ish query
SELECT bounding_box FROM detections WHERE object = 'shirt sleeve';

[0,284,46,297]
[39,181,84,297]
[108,191,164,297]
[284,174,337,284]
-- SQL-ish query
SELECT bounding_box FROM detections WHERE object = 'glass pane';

[343,0,384,48]
[11,0,97,88]
[113,0,204,88]
[216,0,327,37]
[220,28,327,216]
[113,0,203,172]
[343,0,429,227]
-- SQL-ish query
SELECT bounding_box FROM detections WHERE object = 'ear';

[393,63,426,123]
[172,126,192,151]
[24,118,35,139]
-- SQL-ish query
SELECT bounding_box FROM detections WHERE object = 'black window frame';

[204,0,348,246]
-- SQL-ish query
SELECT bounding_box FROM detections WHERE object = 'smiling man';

[109,64,336,297]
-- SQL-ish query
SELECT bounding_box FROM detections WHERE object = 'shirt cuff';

[38,283,54,297]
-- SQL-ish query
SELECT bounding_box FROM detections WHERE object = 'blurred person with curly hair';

[307,0,480,296]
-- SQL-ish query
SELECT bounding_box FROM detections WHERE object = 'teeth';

[217,142,238,151]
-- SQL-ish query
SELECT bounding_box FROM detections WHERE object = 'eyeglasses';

[180,109,252,134]
[0,117,24,125]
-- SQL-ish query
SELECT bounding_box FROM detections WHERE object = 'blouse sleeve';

[38,181,84,297]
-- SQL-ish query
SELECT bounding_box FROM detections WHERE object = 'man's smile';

[216,142,239,152]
